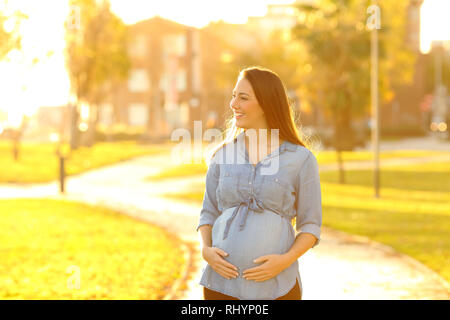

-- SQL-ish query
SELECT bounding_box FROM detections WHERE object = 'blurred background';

[0,0,449,300]
[0,0,448,148]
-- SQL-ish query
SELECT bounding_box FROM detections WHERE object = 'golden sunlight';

[0,0,70,122]
[420,0,450,53]
[108,0,292,27]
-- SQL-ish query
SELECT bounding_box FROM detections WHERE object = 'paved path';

[1,150,449,299]
[363,134,450,152]
[319,153,450,171]
[327,134,450,152]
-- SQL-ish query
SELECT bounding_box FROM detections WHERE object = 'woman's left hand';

[242,254,290,282]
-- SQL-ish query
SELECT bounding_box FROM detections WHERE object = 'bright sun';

[420,0,450,53]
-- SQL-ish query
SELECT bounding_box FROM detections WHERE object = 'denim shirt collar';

[233,130,297,163]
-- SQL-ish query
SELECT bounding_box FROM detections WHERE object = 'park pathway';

[0,136,449,299]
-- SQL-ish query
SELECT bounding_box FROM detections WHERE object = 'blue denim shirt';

[196,130,322,300]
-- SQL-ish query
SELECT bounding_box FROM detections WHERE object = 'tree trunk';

[11,116,28,162]
[86,103,98,147]
[333,109,346,184]
[70,104,80,150]
[12,132,19,162]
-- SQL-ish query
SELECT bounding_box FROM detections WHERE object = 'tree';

[200,21,309,132]
[0,1,28,161]
[65,0,130,148]
[199,21,257,128]
[292,0,416,183]
[0,0,24,60]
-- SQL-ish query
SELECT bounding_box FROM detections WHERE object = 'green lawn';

[160,160,450,283]
[315,149,450,164]
[319,161,450,193]
[0,199,185,299]
[0,141,174,183]
[318,162,450,282]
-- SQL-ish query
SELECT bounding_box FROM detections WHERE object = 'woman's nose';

[230,98,239,110]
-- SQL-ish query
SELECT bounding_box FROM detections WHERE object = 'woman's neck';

[244,128,283,148]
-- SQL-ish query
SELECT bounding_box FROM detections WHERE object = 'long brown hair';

[205,66,313,163]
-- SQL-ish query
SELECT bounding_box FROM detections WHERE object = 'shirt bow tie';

[222,195,265,240]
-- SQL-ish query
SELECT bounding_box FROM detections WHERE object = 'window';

[162,34,186,57]
[129,34,147,57]
[177,68,186,91]
[128,103,148,126]
[128,69,150,93]
[98,103,113,125]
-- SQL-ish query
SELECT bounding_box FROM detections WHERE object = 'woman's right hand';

[202,246,239,280]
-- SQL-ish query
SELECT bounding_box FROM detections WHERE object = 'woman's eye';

[232,95,246,100]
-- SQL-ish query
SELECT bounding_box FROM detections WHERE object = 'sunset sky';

[0,0,449,121]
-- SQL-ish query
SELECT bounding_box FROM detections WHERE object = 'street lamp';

[367,2,381,198]
[50,132,70,194]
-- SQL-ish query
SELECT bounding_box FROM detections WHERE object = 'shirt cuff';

[196,223,213,232]
[295,223,321,248]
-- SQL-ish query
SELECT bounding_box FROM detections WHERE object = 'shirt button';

[249,182,252,185]
[275,178,279,182]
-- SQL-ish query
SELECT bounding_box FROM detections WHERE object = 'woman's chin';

[235,119,248,129]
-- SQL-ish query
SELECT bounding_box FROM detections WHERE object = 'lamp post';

[51,133,70,194]
[367,2,381,198]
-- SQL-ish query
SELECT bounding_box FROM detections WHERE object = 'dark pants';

[203,279,302,300]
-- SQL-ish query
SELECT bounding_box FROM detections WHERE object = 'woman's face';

[229,77,267,130]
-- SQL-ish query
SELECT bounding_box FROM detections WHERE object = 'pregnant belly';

[211,207,294,272]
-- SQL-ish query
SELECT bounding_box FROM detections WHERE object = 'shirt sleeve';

[196,153,221,232]
[295,151,322,248]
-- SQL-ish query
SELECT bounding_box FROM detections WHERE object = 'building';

[247,0,315,38]
[99,16,202,140]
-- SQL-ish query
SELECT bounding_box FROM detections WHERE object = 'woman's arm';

[295,152,322,247]
[283,151,322,264]
[198,224,213,249]
[197,154,239,279]
[196,153,221,232]
[281,233,317,266]
[199,225,239,279]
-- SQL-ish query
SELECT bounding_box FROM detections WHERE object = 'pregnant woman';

[197,66,322,300]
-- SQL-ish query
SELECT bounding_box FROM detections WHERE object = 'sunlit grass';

[0,199,185,299]
[160,161,450,283]
[315,149,449,164]
[320,184,449,282]
[319,161,450,193]
[0,141,174,183]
